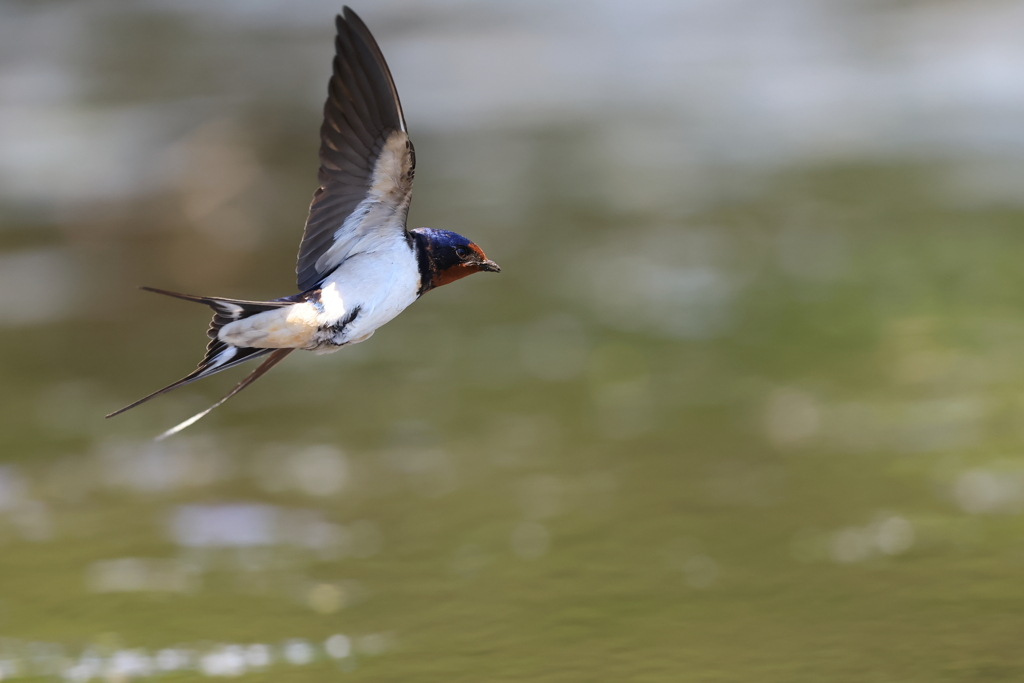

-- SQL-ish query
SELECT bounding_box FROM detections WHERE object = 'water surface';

[1,1,1024,681]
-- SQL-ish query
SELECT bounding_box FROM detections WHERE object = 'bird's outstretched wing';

[295,6,415,292]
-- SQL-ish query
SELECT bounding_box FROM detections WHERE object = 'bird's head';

[412,228,500,294]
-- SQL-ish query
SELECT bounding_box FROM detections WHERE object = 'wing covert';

[295,7,415,292]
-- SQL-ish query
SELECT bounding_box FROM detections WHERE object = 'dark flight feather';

[295,6,414,292]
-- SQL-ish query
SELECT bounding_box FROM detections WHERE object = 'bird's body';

[108,7,499,437]
[220,231,420,353]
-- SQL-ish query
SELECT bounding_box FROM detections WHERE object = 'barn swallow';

[107,7,499,438]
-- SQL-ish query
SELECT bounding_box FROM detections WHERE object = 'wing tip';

[332,4,406,133]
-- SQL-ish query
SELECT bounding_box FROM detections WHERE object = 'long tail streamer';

[155,348,294,441]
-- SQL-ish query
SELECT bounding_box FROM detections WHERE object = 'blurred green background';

[2,0,1024,680]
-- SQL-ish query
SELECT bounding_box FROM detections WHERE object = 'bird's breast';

[219,244,420,352]
[317,246,421,339]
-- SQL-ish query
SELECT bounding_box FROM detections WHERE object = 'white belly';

[219,240,420,351]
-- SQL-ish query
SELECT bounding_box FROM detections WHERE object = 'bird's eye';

[454,246,469,259]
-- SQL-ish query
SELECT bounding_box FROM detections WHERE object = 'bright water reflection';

[2,1,1024,681]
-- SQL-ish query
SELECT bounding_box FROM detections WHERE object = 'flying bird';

[107,7,500,438]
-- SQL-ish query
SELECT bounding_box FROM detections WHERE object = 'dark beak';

[479,259,501,273]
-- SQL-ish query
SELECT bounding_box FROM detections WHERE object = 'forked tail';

[154,348,293,440]
[105,287,296,431]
